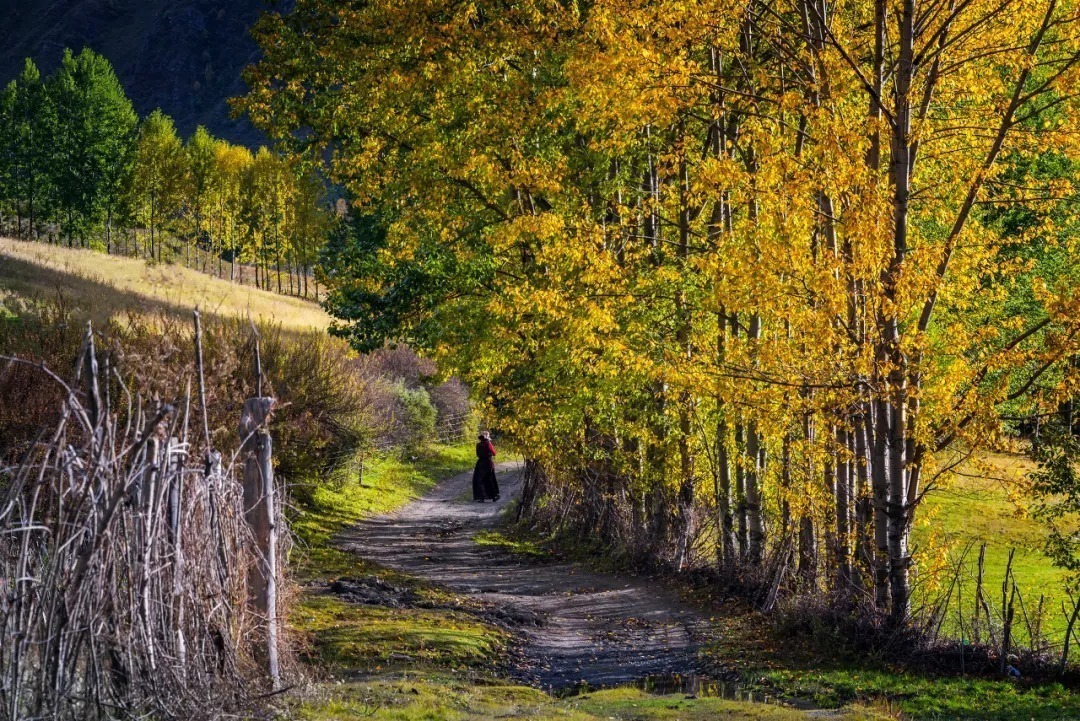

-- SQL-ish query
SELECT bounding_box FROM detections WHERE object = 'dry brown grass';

[0,237,331,331]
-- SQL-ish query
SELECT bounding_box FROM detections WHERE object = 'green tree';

[1030,417,1080,575]
[184,125,216,269]
[46,48,138,247]
[4,60,50,238]
[0,82,14,229]
[393,382,437,456]
[133,110,187,260]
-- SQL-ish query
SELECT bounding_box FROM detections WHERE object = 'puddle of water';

[559,673,779,705]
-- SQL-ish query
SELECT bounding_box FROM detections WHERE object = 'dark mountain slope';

[0,0,274,144]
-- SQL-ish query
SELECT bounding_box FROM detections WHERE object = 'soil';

[337,462,708,689]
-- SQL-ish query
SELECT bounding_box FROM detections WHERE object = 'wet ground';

[338,462,708,689]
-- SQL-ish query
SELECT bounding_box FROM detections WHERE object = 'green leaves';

[47,48,138,244]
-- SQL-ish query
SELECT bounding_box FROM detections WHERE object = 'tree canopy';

[244,0,1080,622]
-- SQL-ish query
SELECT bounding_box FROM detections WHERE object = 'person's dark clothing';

[472,439,500,501]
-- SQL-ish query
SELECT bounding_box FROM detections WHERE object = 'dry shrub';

[0,296,85,459]
[0,299,374,505]
[355,344,473,448]
[0,334,285,719]
[429,377,473,442]
[357,344,437,388]
[109,313,374,502]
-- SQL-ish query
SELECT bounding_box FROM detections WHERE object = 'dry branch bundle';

[0,325,286,720]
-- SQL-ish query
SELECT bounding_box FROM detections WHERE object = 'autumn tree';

[184,125,217,269]
[237,0,1080,629]
[211,139,254,281]
[133,110,188,260]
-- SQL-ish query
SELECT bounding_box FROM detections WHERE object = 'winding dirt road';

[338,462,707,689]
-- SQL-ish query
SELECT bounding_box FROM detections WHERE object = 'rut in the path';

[337,462,706,689]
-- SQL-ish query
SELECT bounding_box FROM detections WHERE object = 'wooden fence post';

[239,397,279,687]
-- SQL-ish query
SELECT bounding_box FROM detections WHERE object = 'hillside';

[0,237,330,330]
[0,0,276,143]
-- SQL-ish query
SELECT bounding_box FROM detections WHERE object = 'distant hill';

[0,0,279,145]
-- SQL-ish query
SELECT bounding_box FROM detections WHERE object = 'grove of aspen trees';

[0,48,330,297]
[241,0,1080,626]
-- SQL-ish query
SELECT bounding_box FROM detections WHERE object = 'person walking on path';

[472,431,500,502]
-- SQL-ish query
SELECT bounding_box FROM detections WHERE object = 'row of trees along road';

[242,0,1080,625]
[0,49,330,298]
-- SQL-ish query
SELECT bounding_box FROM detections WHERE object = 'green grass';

[293,595,508,674]
[695,609,1080,720]
[473,529,551,560]
[758,667,1080,720]
[0,236,330,330]
[286,679,887,720]
[914,450,1071,642]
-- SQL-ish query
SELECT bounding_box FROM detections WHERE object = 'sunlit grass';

[0,236,330,330]
[760,667,1080,720]
[473,529,551,559]
[293,595,508,673]
[914,450,1071,641]
[288,679,887,720]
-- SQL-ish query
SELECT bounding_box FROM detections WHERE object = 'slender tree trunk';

[835,425,852,590]
[854,409,873,592]
[746,415,765,565]
[871,398,891,607]
[674,133,695,572]
[885,0,916,624]
[716,313,736,568]
[734,420,748,560]
[799,407,818,584]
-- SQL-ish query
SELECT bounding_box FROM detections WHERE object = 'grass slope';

[0,237,330,330]
[915,450,1070,640]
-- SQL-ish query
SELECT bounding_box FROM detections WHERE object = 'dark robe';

[472,439,500,500]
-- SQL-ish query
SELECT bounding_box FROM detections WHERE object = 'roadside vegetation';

[241,1,1080,711]
[9,0,1080,714]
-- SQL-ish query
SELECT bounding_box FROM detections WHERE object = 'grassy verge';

[294,595,508,675]
[287,678,885,720]
[472,529,552,560]
[757,668,1080,720]
[681,577,1080,720]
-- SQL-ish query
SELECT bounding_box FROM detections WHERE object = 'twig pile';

[0,325,279,720]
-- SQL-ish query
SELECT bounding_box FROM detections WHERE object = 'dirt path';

[338,462,707,689]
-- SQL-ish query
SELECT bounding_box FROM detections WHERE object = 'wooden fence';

[0,315,284,719]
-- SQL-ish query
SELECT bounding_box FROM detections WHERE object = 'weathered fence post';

[239,396,279,687]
